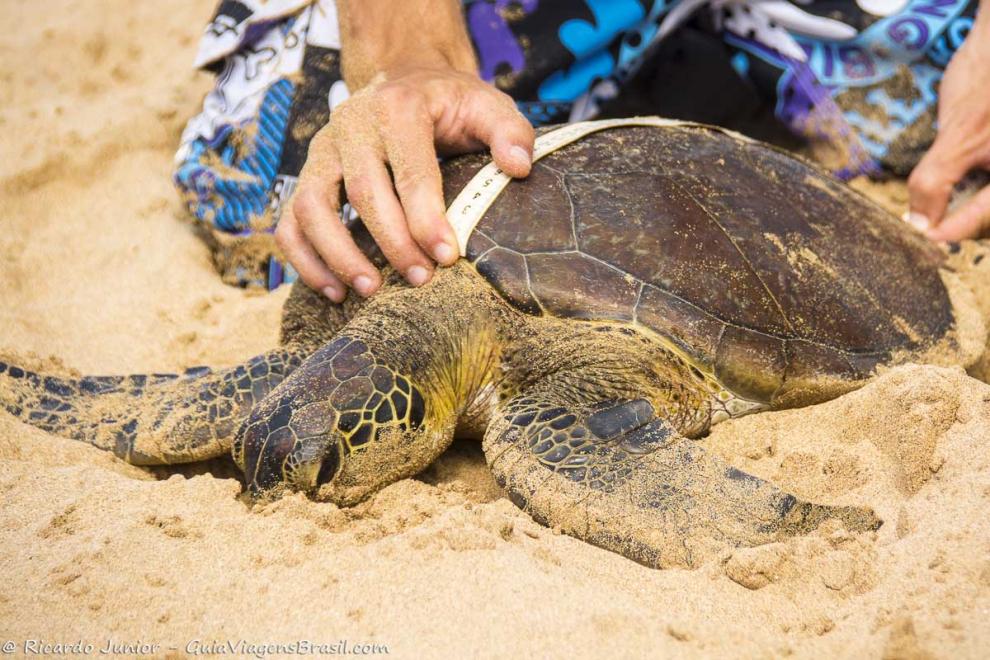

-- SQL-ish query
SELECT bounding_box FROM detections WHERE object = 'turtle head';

[232,336,440,504]
[231,390,344,499]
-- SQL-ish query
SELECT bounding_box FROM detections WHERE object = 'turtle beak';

[254,436,343,495]
[233,405,344,496]
[283,439,342,492]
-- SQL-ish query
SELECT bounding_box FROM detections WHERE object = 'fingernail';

[352,275,376,297]
[509,145,531,166]
[902,211,931,233]
[321,285,343,302]
[923,227,947,246]
[434,241,457,264]
[406,265,431,287]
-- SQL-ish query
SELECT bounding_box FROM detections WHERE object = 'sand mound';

[1,2,989,657]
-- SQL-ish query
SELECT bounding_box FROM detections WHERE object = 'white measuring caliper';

[444,116,692,256]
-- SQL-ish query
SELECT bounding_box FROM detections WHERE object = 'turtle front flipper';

[0,282,360,465]
[0,348,308,465]
[484,395,881,569]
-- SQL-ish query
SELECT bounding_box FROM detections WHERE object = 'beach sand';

[1,2,989,657]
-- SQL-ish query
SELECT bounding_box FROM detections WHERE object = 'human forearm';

[337,0,477,90]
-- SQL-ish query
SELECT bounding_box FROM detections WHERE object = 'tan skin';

[276,0,534,301]
[279,1,990,301]
[908,1,990,241]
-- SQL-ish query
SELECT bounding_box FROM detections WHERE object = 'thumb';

[907,137,969,232]
[466,90,535,179]
[927,182,990,241]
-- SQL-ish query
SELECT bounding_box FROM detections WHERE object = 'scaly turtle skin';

[1,121,980,568]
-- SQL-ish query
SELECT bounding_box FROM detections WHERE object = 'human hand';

[907,26,990,241]
[276,67,534,301]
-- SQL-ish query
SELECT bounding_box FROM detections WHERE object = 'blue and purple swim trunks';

[175,0,980,289]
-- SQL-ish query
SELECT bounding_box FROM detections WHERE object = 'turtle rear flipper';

[0,349,305,465]
[484,396,881,569]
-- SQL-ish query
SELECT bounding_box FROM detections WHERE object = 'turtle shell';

[440,122,956,405]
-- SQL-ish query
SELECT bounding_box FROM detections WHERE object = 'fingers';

[381,94,459,266]
[927,183,990,242]
[280,129,380,300]
[277,72,539,300]
[464,89,535,178]
[908,136,971,233]
[293,186,381,296]
[274,206,347,302]
[281,99,446,299]
[339,144,434,287]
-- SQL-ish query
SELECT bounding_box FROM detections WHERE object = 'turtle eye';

[315,442,342,486]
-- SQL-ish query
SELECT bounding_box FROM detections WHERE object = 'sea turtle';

[1,119,984,568]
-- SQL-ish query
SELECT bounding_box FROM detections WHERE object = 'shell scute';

[526,251,638,321]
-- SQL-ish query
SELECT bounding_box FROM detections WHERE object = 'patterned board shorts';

[175,0,979,290]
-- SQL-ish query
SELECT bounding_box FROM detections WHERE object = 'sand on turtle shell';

[1,2,990,657]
